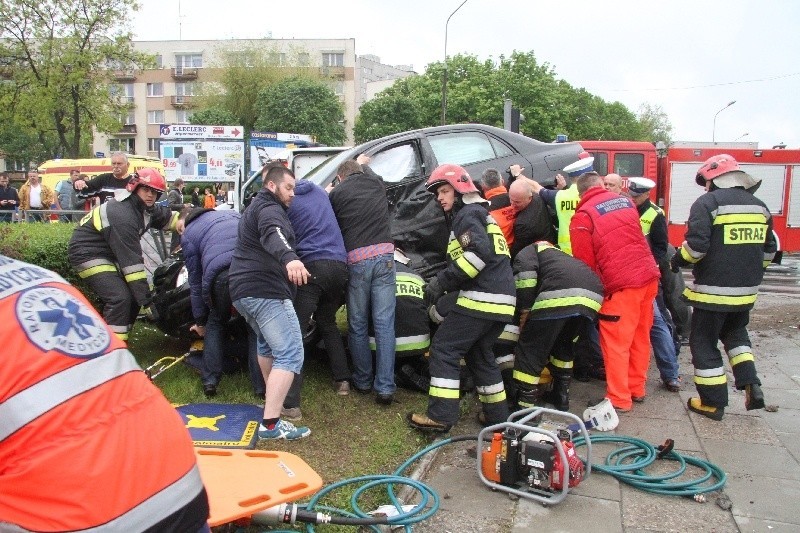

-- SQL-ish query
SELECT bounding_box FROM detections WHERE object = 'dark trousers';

[573,320,603,373]
[515,315,587,384]
[690,307,759,408]
[427,311,508,426]
[82,271,139,340]
[284,260,350,408]
[201,269,232,388]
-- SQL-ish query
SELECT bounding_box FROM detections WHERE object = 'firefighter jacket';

[68,194,177,307]
[371,260,430,357]
[229,188,300,302]
[554,183,580,255]
[513,241,604,321]
[0,255,208,532]
[637,199,668,264]
[18,181,56,210]
[484,185,517,248]
[674,186,777,312]
[570,186,660,294]
[181,209,240,325]
[434,202,516,323]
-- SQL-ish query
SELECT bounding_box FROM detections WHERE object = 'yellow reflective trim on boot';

[687,397,724,421]
[549,356,573,369]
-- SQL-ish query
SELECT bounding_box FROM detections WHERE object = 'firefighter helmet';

[695,154,740,186]
[126,168,167,194]
[425,164,479,195]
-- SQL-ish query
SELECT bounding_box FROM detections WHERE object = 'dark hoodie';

[287,180,346,264]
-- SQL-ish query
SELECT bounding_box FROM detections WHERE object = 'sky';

[132,0,800,148]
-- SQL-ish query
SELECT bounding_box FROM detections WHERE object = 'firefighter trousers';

[514,315,588,386]
[599,280,658,410]
[83,270,140,340]
[427,311,507,426]
[690,308,760,408]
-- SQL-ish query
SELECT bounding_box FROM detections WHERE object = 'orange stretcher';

[194,448,323,526]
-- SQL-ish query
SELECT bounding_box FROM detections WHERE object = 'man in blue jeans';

[229,165,311,441]
[329,155,396,405]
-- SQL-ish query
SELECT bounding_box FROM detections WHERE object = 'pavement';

[408,292,800,533]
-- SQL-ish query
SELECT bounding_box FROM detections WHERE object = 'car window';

[428,131,498,166]
[370,144,421,183]
[590,152,609,175]
[615,153,645,176]
[489,136,514,158]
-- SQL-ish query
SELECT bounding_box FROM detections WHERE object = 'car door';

[424,129,525,186]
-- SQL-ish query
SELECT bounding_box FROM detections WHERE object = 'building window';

[148,138,160,152]
[147,110,164,124]
[111,83,134,103]
[155,54,162,68]
[322,52,344,67]
[119,111,135,125]
[147,82,163,97]
[175,82,196,96]
[297,52,310,66]
[109,138,135,153]
[267,52,286,66]
[332,81,344,96]
[175,109,193,124]
[175,53,203,68]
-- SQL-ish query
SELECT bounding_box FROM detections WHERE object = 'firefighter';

[407,164,516,432]
[0,255,209,532]
[512,241,604,411]
[671,154,776,420]
[68,168,179,341]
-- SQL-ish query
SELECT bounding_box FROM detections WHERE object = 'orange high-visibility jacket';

[0,255,208,532]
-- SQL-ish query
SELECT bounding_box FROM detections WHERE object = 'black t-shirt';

[79,172,131,203]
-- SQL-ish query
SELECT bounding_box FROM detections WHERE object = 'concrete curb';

[395,437,446,504]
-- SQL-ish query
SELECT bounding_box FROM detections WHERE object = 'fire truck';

[578,140,800,257]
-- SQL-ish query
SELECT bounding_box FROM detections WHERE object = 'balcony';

[172,67,198,80]
[320,66,345,80]
[170,95,195,108]
[113,69,136,81]
[116,124,137,136]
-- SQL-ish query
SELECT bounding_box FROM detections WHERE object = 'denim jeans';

[347,253,396,395]
[233,297,304,374]
[651,299,679,382]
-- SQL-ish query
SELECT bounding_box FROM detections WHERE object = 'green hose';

[572,434,726,496]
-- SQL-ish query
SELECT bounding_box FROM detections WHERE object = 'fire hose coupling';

[252,503,332,526]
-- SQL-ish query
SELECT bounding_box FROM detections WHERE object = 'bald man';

[603,173,623,194]
[508,180,556,258]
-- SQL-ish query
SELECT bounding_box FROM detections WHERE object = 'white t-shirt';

[29,184,42,208]
[177,153,198,176]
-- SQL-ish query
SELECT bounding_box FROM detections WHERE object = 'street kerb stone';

[777,432,800,463]
[514,493,622,533]
[423,463,516,520]
[734,515,800,533]
[620,485,738,532]
[725,473,800,525]
[702,439,800,480]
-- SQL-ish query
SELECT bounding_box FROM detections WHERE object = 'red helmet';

[425,164,479,195]
[695,154,740,186]
[126,168,167,194]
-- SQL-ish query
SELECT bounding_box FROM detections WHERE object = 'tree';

[637,103,673,145]
[0,0,152,158]
[188,107,238,127]
[354,93,424,143]
[254,77,345,146]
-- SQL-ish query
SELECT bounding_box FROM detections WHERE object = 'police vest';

[639,204,664,237]
[554,184,580,255]
[0,255,207,532]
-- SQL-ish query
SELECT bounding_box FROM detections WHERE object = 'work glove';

[669,251,683,273]
[424,276,444,307]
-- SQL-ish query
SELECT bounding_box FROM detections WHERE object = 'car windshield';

[304,149,356,185]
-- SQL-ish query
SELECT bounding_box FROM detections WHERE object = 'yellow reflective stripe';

[169,211,180,231]
[729,352,755,366]
[479,390,507,404]
[639,206,658,236]
[124,271,148,283]
[549,356,573,369]
[533,296,602,312]
[536,242,557,252]
[456,297,515,316]
[429,386,460,399]
[78,264,118,278]
[396,272,425,286]
[115,332,129,341]
[513,369,539,385]
[92,206,103,231]
[763,260,771,268]
[683,288,758,306]
[454,254,480,278]
[694,375,727,386]
[680,246,701,264]
[515,278,537,290]
[713,213,767,225]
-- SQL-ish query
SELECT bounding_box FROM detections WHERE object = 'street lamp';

[441,0,469,126]
[733,132,749,142]
[712,100,736,143]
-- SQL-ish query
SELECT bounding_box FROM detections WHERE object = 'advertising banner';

[250,131,314,172]
[160,125,245,183]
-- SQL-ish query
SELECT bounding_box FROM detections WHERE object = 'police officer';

[68,169,179,341]
[513,241,604,411]
[672,154,777,420]
[407,164,515,432]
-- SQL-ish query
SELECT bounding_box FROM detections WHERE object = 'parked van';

[37,156,165,191]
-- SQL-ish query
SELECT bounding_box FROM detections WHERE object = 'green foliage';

[255,77,346,145]
[0,222,86,288]
[637,103,674,144]
[0,0,153,158]
[354,93,424,143]
[188,107,238,128]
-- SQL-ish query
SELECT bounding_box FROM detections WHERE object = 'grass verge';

[128,321,436,531]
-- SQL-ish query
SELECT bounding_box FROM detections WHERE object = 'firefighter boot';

[545,374,571,411]
[745,383,765,411]
[517,384,546,410]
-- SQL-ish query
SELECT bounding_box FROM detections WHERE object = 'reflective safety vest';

[554,184,580,255]
[0,255,208,532]
[639,203,665,237]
